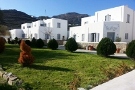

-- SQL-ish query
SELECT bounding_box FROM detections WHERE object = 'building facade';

[69,5,135,42]
[9,18,68,40]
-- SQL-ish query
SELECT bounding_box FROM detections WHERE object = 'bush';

[47,39,58,50]
[11,40,15,44]
[31,37,36,47]
[25,40,31,46]
[0,37,6,53]
[65,38,78,52]
[7,38,11,44]
[97,37,116,57]
[115,37,121,42]
[18,40,22,45]
[18,40,34,67]
[126,40,135,60]
[14,37,18,44]
[36,38,44,48]
[0,83,17,90]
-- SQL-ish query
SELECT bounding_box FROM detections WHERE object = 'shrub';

[115,37,121,42]
[0,83,17,90]
[18,40,34,67]
[11,40,15,44]
[0,37,6,53]
[97,37,116,57]
[65,38,78,52]
[36,38,44,48]
[14,37,18,44]
[47,39,58,50]
[7,38,11,44]
[126,40,135,60]
[31,37,36,47]
[25,40,31,46]
[18,40,22,45]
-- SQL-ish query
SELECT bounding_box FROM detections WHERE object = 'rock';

[8,79,17,85]
[7,72,12,77]
[78,87,86,90]
[3,73,9,81]
[9,76,18,81]
[0,71,6,77]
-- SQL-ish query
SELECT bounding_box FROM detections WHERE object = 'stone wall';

[77,42,128,53]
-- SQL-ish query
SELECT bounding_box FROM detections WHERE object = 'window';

[22,34,25,38]
[57,23,61,28]
[45,34,49,39]
[40,24,45,26]
[125,33,128,39]
[127,14,130,23]
[84,21,88,24]
[23,26,25,29]
[27,26,31,28]
[57,34,60,40]
[82,34,85,41]
[105,14,111,21]
[22,34,27,38]
[73,35,76,40]
[108,15,111,21]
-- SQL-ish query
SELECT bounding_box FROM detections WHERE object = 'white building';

[9,18,68,40]
[69,5,135,42]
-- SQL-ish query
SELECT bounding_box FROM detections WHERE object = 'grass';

[0,44,134,90]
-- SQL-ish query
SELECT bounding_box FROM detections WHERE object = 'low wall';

[43,40,65,45]
[77,42,128,53]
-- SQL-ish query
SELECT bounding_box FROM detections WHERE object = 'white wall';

[51,18,67,40]
[9,29,22,39]
[133,11,135,40]
[81,16,95,26]
[96,6,124,22]
[70,22,104,42]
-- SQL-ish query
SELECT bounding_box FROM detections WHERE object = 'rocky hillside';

[2,9,37,29]
[52,12,89,26]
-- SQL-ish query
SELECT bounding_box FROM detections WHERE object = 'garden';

[0,37,135,90]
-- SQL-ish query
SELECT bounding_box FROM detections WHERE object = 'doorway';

[107,32,115,41]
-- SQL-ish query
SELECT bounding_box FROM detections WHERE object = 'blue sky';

[0,0,135,17]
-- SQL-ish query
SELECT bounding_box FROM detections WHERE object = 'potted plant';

[88,45,93,50]
[116,48,121,53]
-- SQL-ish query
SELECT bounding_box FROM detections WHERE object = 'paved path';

[91,70,135,90]
[58,45,128,58]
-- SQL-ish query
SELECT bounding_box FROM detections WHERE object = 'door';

[107,32,115,41]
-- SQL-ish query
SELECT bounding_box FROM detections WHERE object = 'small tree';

[36,38,44,48]
[31,37,36,47]
[14,37,18,44]
[97,37,116,57]
[25,40,31,46]
[18,40,34,67]
[0,37,6,53]
[47,39,58,50]
[126,40,135,60]
[7,38,11,44]
[65,37,78,52]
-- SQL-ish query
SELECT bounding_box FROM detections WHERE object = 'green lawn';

[0,44,134,90]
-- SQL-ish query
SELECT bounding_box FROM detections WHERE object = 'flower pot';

[116,48,121,53]
[89,45,93,50]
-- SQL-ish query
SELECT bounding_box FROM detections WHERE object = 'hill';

[52,12,89,26]
[2,9,37,29]
[2,10,89,29]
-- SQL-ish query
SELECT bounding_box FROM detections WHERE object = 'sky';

[0,0,135,17]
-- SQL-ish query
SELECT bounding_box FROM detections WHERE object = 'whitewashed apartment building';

[9,18,68,40]
[69,5,135,42]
